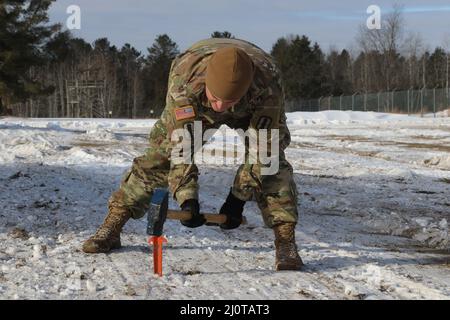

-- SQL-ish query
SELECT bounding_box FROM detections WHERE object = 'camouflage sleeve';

[249,80,290,157]
[232,81,298,226]
[233,78,293,198]
[163,58,200,206]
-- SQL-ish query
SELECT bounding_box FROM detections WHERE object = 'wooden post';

[407,89,410,116]
[433,87,436,118]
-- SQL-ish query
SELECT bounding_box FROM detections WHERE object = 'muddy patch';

[71,140,148,149]
[411,135,448,141]
[396,142,450,153]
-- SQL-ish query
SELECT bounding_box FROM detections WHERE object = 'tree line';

[1,1,449,117]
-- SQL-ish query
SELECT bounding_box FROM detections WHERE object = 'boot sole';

[82,240,121,254]
[276,261,304,271]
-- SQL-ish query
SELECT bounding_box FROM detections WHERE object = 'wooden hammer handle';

[166,210,246,225]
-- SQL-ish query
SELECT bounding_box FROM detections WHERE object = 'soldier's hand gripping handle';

[219,188,246,230]
[180,199,206,228]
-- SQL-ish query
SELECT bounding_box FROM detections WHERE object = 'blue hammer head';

[147,188,169,236]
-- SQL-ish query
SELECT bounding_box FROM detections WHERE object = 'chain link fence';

[285,87,450,116]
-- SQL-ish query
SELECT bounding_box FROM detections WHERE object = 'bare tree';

[357,4,405,91]
[402,32,425,88]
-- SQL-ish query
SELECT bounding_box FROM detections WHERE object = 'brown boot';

[273,223,304,271]
[82,191,132,253]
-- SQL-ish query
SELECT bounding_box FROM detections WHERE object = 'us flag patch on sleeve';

[174,105,195,121]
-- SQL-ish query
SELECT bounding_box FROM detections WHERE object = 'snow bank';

[286,110,415,125]
[361,210,449,249]
[424,155,450,170]
[0,117,157,131]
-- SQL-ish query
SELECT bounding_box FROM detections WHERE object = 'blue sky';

[48,0,450,54]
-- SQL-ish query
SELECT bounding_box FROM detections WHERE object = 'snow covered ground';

[0,111,449,300]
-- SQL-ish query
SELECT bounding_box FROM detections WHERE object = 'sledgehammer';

[146,188,247,276]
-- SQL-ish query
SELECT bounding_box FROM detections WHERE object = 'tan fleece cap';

[205,47,254,101]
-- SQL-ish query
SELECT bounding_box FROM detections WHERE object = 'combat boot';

[273,223,304,271]
[82,191,131,253]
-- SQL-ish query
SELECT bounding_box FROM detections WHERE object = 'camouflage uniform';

[117,38,298,228]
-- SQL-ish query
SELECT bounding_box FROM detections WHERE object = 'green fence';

[285,87,450,116]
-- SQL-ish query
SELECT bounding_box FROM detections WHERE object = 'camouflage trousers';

[113,119,299,228]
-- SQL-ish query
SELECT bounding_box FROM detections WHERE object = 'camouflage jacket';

[162,38,291,205]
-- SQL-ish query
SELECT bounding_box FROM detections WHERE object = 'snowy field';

[0,111,449,300]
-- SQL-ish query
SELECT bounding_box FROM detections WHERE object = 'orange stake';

[148,236,167,276]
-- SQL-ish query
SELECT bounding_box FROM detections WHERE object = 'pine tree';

[427,47,447,88]
[118,43,142,118]
[271,35,326,100]
[211,31,234,39]
[0,0,60,115]
[143,34,179,116]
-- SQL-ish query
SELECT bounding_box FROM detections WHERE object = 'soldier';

[82,38,303,271]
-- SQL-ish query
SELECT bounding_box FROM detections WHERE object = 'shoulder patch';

[251,106,280,130]
[255,116,272,129]
[175,105,196,121]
